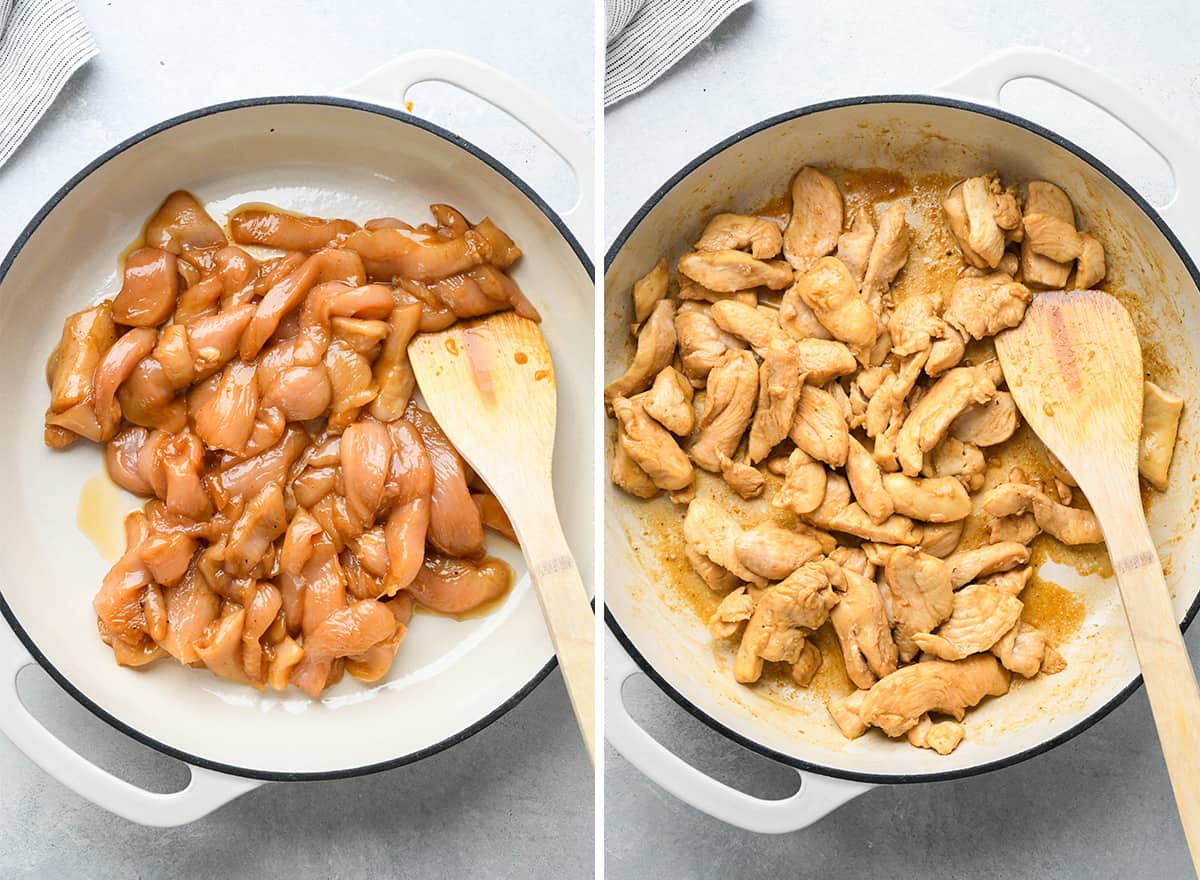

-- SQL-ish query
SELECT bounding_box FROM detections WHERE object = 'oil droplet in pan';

[77,473,136,562]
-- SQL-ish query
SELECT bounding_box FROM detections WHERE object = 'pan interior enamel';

[605,99,1200,780]
[0,101,594,776]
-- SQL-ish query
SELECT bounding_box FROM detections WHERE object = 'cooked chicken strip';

[640,367,695,436]
[896,365,996,475]
[605,299,676,401]
[695,213,783,259]
[980,566,1032,597]
[611,426,661,499]
[942,182,988,269]
[794,339,856,384]
[1074,233,1106,289]
[734,522,825,580]
[688,545,740,592]
[748,337,803,462]
[943,274,1031,341]
[882,547,955,662]
[789,384,850,467]
[1021,181,1075,289]
[992,620,1064,678]
[945,542,1031,588]
[912,580,1023,660]
[778,285,834,341]
[830,568,899,688]
[865,351,926,438]
[907,715,966,755]
[772,448,828,515]
[711,299,781,355]
[923,436,986,492]
[959,175,1007,268]
[837,211,876,285]
[632,257,669,324]
[791,257,878,357]
[791,640,823,686]
[889,292,945,357]
[709,586,756,638]
[783,167,844,273]
[612,396,693,491]
[852,653,1011,737]
[678,250,793,292]
[882,473,971,522]
[1023,212,1084,262]
[683,497,764,585]
[950,392,1018,447]
[861,202,909,311]
[826,504,922,546]
[926,326,966,377]
[675,301,745,387]
[981,482,1103,545]
[735,559,841,683]
[718,452,766,499]
[1139,380,1183,491]
[828,689,869,739]
[691,349,759,472]
[846,435,894,524]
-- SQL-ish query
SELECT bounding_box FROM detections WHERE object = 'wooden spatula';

[996,290,1200,868]
[408,311,596,763]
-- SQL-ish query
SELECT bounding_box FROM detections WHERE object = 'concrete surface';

[0,2,593,878]
[604,1,1200,877]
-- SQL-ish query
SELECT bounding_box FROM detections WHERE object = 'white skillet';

[605,48,1200,832]
[0,50,594,826]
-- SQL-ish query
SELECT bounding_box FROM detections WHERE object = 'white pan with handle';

[604,48,1200,833]
[0,50,594,826]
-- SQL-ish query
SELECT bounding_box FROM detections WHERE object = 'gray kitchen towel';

[0,0,97,167]
[605,0,750,107]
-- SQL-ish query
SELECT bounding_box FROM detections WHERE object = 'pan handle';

[343,50,594,253]
[0,620,260,826]
[939,47,1200,251]
[605,628,872,833]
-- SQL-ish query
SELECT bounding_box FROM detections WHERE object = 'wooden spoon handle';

[507,486,596,764]
[1104,513,1200,868]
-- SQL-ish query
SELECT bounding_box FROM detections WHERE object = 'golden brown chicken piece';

[783,167,844,273]
[747,337,803,463]
[830,568,899,689]
[690,349,759,472]
[981,482,1102,545]
[709,586,756,639]
[1074,234,1106,289]
[944,542,1031,588]
[674,301,746,387]
[836,211,876,285]
[772,448,828,515]
[896,364,997,475]
[882,473,972,523]
[789,384,850,467]
[943,273,1031,341]
[605,299,677,401]
[1139,380,1183,491]
[881,547,954,662]
[639,367,695,436]
[907,715,966,755]
[950,392,1019,447]
[734,559,841,683]
[1020,181,1075,288]
[912,581,1024,660]
[861,202,909,311]
[612,396,693,492]
[683,497,764,585]
[695,213,783,259]
[845,435,894,524]
[992,620,1065,678]
[717,452,765,500]
[632,258,669,324]
[677,250,793,292]
[710,299,781,356]
[790,257,878,358]
[733,521,825,581]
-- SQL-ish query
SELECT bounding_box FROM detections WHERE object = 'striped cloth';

[0,0,97,168]
[605,0,750,107]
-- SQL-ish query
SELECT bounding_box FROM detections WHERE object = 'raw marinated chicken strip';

[709,586,756,639]
[734,521,825,580]
[882,547,954,662]
[747,337,802,462]
[690,349,759,472]
[789,384,849,467]
[717,452,765,499]
[950,392,1018,447]
[369,302,423,421]
[407,554,511,614]
[230,208,358,252]
[944,542,1031,588]
[605,299,677,401]
[860,202,909,311]
[845,436,894,524]
[675,301,745,387]
[710,299,781,356]
[790,257,877,357]
[982,483,1102,545]
[145,191,228,257]
[830,568,899,688]
[992,620,1066,678]
[836,211,876,285]
[632,258,669,324]
[772,448,828,515]
[734,559,841,683]
[882,473,971,522]
[224,483,288,577]
[906,715,965,755]
[407,405,485,559]
[912,581,1023,660]
[47,304,115,417]
[677,250,793,292]
[695,213,783,259]
[337,224,491,282]
[852,653,1011,738]
[290,600,397,697]
[943,273,1031,341]
[639,367,695,436]
[896,365,997,475]
[1139,381,1183,491]
[783,167,844,273]
[684,497,764,584]
[114,247,178,326]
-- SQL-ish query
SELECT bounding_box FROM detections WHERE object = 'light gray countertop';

[0,2,593,878]
[604,1,1200,877]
